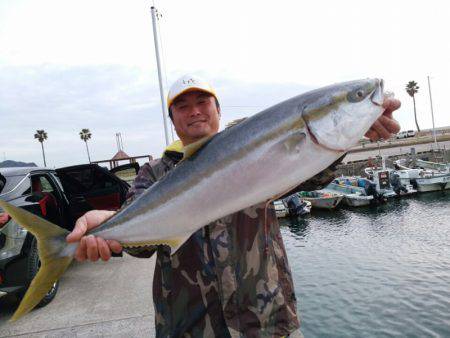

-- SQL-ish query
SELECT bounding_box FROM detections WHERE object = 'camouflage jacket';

[124,143,342,338]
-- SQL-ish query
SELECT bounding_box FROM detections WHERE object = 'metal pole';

[170,120,175,141]
[151,6,170,146]
[427,76,438,150]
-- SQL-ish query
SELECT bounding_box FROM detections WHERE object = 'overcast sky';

[1,0,449,168]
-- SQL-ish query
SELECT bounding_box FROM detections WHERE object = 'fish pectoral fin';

[283,131,307,153]
[182,135,215,159]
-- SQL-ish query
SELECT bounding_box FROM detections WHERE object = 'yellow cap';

[167,75,217,109]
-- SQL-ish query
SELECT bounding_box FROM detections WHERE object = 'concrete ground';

[344,140,450,162]
[0,254,156,337]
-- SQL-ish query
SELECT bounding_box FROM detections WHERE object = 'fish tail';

[0,200,74,322]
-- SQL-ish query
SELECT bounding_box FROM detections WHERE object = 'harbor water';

[281,191,450,337]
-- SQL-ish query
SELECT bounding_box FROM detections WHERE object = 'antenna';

[115,132,124,151]
[120,133,124,150]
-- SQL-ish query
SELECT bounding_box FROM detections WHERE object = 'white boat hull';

[302,195,343,209]
[343,195,373,207]
[323,183,372,207]
[416,175,450,192]
[416,181,450,192]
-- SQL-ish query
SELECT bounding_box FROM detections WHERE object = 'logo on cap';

[182,78,196,85]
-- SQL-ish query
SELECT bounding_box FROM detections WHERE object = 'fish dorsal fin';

[182,135,214,159]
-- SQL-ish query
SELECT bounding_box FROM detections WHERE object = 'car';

[0,163,139,307]
[396,130,416,139]
[396,131,408,139]
[406,130,416,137]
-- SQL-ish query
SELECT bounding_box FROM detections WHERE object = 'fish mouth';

[370,79,384,106]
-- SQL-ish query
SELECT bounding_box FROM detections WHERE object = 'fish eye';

[347,88,368,102]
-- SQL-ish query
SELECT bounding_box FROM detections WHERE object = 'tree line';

[34,129,92,167]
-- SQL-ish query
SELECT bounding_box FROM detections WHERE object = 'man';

[67,75,401,337]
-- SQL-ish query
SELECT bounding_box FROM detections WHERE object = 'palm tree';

[79,128,92,163]
[34,130,48,167]
[406,81,420,132]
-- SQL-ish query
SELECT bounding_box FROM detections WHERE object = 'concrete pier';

[0,255,156,337]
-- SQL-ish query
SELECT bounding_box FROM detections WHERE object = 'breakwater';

[337,147,450,177]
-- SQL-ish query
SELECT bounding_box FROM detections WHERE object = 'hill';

[0,160,38,168]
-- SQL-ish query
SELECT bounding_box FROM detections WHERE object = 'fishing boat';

[364,156,416,197]
[282,194,312,217]
[414,159,450,191]
[298,190,343,209]
[416,159,450,173]
[324,180,374,207]
[273,197,311,218]
[395,159,450,192]
[415,172,450,192]
[364,167,416,197]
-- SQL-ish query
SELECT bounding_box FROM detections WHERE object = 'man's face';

[170,91,220,145]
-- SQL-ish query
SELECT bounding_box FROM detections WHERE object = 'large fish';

[0,78,385,321]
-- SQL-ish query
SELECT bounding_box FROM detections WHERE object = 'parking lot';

[0,255,156,337]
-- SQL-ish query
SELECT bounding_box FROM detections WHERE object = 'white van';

[396,131,408,139]
[396,130,416,139]
[406,130,416,137]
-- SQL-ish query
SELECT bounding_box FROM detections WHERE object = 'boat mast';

[427,76,438,150]
[151,6,170,146]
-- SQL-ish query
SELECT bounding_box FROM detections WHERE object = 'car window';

[91,169,116,189]
[112,167,137,184]
[58,167,117,195]
[58,169,88,194]
[22,186,31,195]
[50,173,65,193]
[0,174,27,196]
[34,175,57,195]
[110,163,139,185]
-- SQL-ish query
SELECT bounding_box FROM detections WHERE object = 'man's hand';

[365,98,401,141]
[66,210,123,262]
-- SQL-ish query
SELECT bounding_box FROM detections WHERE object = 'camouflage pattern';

[125,149,339,337]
